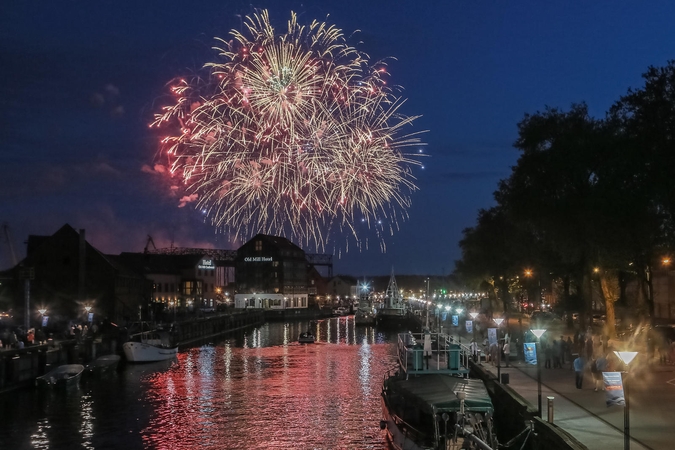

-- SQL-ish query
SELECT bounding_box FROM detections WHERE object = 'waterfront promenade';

[480,356,671,450]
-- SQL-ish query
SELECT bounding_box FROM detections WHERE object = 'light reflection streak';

[79,393,95,450]
[29,418,49,449]
[359,340,371,397]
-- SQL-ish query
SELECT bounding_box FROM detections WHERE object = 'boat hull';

[123,342,178,362]
[87,355,121,375]
[36,364,84,389]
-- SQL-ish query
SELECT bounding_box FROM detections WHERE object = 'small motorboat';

[298,331,315,344]
[36,364,85,389]
[123,330,178,363]
[86,354,121,376]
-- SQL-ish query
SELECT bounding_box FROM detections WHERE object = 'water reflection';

[1,319,401,449]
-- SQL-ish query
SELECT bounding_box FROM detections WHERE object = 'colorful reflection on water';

[0,317,399,449]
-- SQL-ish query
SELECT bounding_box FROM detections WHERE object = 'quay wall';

[0,310,265,394]
[470,361,588,450]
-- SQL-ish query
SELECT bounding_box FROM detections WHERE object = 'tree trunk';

[599,270,619,337]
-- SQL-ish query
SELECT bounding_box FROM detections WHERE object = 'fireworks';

[151,10,424,250]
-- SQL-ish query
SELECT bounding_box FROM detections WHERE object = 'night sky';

[2,1,675,276]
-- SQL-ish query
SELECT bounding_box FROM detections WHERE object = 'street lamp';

[614,351,638,450]
[38,308,47,330]
[531,328,547,417]
[494,317,504,382]
[469,312,479,357]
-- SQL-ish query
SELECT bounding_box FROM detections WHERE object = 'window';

[184,281,194,295]
[170,283,175,293]
[164,283,169,293]
[198,269,202,277]
[255,240,262,252]
[156,283,162,293]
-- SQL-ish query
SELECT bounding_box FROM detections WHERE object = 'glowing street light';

[531,328,547,417]
[614,351,638,450]
[494,317,505,382]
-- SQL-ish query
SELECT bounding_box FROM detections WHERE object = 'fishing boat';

[36,364,85,389]
[380,331,498,450]
[355,279,376,326]
[86,354,121,376]
[298,331,316,344]
[376,269,408,326]
[123,329,178,363]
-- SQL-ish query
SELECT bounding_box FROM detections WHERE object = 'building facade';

[235,234,309,309]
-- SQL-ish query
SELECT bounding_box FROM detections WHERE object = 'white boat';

[332,306,349,316]
[36,364,84,389]
[123,330,178,363]
[376,269,408,326]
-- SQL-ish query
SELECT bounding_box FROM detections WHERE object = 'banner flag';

[488,328,497,346]
[466,320,473,333]
[603,372,625,407]
[452,315,459,326]
[524,342,537,365]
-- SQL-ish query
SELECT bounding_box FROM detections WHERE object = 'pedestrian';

[469,339,479,362]
[544,341,552,369]
[552,339,561,368]
[585,335,594,359]
[574,355,585,389]
[594,354,608,391]
[503,340,511,367]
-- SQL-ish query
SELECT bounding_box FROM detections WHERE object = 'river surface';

[1,317,401,449]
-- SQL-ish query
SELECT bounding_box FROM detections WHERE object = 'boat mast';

[384,268,401,308]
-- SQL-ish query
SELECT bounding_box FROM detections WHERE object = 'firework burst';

[151,10,424,251]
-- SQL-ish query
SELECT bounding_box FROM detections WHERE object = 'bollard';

[547,396,554,424]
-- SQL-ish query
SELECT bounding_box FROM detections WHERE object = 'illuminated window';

[184,281,194,295]
[255,240,262,252]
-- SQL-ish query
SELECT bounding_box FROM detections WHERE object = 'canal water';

[1,317,401,449]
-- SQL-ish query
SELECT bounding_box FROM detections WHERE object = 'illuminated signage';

[198,259,215,270]
[244,256,273,262]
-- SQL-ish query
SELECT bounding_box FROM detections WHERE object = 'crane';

[144,235,157,254]
[1,222,19,267]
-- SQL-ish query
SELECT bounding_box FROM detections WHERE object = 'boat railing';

[397,332,470,376]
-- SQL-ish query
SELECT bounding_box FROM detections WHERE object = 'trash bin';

[448,344,460,370]
[413,348,424,370]
[501,373,510,384]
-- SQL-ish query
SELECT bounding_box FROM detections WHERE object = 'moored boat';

[376,269,408,326]
[86,354,121,376]
[36,364,85,389]
[380,332,498,450]
[298,331,315,344]
[123,330,178,363]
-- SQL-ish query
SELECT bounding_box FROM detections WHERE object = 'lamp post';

[614,351,638,450]
[532,328,547,417]
[494,317,504,382]
[470,312,479,359]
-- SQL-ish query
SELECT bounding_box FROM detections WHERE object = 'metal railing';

[397,332,470,376]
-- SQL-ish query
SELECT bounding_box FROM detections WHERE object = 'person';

[469,339,479,362]
[552,339,561,368]
[594,354,608,391]
[585,335,594,359]
[503,340,511,367]
[565,336,574,367]
[544,341,552,369]
[574,355,586,389]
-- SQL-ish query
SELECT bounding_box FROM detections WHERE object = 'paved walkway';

[481,359,654,450]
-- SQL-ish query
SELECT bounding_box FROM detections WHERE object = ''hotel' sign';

[244,256,273,262]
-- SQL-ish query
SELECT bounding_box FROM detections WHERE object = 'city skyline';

[3,1,675,275]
